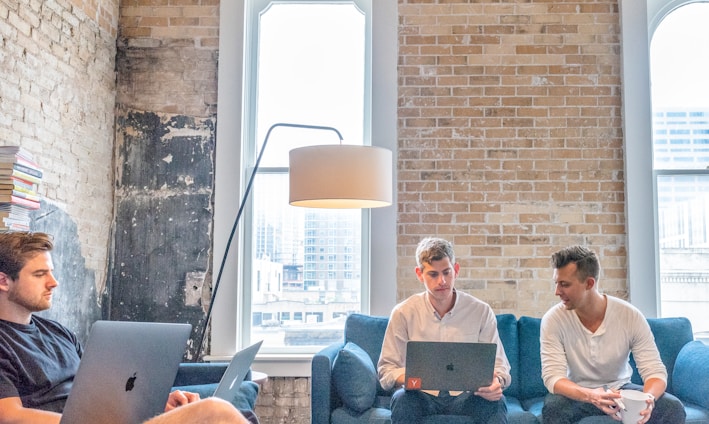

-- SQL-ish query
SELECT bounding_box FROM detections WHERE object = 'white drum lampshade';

[289,144,393,209]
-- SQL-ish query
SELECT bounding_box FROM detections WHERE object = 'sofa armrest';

[672,340,709,410]
[173,362,231,386]
[312,341,345,424]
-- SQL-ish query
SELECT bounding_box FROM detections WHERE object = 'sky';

[651,3,709,108]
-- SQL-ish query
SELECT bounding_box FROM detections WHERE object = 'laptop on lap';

[404,341,497,392]
[60,321,192,424]
[212,340,263,401]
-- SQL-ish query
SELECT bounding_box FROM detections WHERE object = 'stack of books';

[0,146,42,231]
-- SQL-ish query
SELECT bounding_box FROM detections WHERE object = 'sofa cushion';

[629,317,693,391]
[331,406,391,423]
[333,342,378,413]
[496,314,519,398]
[344,314,389,368]
[517,316,546,400]
[171,381,259,411]
[673,340,709,410]
[344,314,392,396]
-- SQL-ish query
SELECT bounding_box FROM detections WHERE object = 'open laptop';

[404,341,497,391]
[213,340,263,400]
[60,321,192,424]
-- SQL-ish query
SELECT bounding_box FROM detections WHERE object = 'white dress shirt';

[377,289,512,394]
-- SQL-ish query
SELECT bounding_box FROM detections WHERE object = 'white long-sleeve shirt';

[540,295,667,394]
[377,290,511,392]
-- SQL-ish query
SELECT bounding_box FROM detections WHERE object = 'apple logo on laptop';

[446,363,454,371]
[125,372,137,391]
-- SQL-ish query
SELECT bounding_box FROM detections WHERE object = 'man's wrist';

[496,375,506,388]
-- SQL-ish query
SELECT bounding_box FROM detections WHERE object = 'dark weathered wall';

[31,203,103,343]
[111,109,215,359]
[112,8,219,357]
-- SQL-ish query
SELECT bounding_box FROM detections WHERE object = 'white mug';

[619,389,653,424]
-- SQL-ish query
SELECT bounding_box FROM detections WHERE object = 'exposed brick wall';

[0,0,118,338]
[119,0,219,49]
[397,0,625,318]
[3,0,627,422]
[255,377,311,424]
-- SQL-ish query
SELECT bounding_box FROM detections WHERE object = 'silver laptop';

[213,340,263,400]
[60,321,192,424]
[404,341,497,391]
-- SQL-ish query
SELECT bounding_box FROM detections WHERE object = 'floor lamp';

[196,122,393,358]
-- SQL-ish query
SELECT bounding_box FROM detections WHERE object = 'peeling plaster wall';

[111,109,215,359]
[31,203,102,343]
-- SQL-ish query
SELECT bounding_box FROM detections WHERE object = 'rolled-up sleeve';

[377,308,408,391]
[540,312,568,394]
[479,307,512,388]
[630,313,667,384]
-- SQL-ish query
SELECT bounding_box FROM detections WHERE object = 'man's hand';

[637,394,656,424]
[588,387,622,421]
[473,374,504,401]
[164,390,200,412]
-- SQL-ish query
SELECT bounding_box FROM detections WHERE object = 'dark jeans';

[390,388,507,424]
[541,383,686,424]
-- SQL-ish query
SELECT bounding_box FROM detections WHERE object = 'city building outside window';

[650,1,709,342]
[242,0,372,352]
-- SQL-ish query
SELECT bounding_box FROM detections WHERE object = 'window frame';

[621,0,702,316]
[211,0,397,376]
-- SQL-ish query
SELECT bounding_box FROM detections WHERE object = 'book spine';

[11,190,40,202]
[10,169,41,185]
[7,195,40,210]
[0,221,30,231]
[13,163,43,178]
[9,177,38,192]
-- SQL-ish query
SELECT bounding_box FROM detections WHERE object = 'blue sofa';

[172,362,259,414]
[312,313,709,424]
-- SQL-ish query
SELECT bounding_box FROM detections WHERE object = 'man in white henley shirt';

[540,245,685,424]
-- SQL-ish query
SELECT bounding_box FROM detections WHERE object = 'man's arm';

[643,377,666,403]
[478,306,511,387]
[377,310,407,390]
[0,397,61,424]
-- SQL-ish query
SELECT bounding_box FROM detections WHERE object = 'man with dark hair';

[0,231,251,424]
[540,245,686,424]
[377,237,510,424]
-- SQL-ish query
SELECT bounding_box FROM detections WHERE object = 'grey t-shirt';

[0,315,82,412]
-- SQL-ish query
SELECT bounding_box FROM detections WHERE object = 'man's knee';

[542,393,575,424]
[154,398,249,424]
[199,397,248,422]
[651,393,686,423]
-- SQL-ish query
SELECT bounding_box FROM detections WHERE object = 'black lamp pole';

[195,123,344,359]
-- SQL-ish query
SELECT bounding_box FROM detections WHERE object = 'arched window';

[212,0,397,375]
[650,2,709,339]
[622,0,709,341]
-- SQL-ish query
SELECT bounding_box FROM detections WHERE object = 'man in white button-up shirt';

[377,237,511,424]
[540,245,686,424]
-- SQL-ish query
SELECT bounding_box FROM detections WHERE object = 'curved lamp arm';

[195,123,344,359]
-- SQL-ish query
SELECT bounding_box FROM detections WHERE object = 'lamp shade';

[289,144,392,208]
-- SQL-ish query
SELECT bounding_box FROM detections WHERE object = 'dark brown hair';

[551,245,600,282]
[0,231,54,280]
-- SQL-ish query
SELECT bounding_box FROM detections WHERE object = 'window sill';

[204,353,313,377]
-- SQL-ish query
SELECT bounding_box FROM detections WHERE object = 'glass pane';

[657,175,709,336]
[248,2,367,350]
[251,173,362,349]
[255,2,365,167]
[651,2,709,340]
